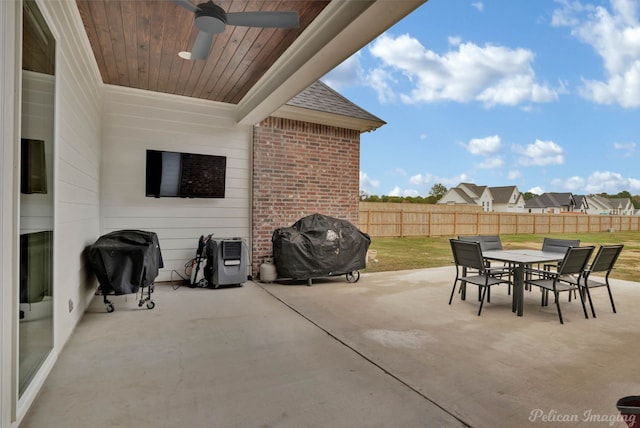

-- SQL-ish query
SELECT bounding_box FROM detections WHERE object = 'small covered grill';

[87,229,163,312]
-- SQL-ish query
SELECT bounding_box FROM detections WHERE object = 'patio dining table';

[483,249,566,316]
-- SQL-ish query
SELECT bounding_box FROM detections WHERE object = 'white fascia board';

[236,0,427,126]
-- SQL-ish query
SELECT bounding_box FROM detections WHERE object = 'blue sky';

[322,0,640,198]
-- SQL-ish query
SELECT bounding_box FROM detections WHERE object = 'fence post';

[453,212,457,236]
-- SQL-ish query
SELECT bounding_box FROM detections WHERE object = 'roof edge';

[271,105,385,133]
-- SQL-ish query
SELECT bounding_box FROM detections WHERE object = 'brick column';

[251,117,360,277]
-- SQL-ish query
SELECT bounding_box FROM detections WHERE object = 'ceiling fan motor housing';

[195,2,227,33]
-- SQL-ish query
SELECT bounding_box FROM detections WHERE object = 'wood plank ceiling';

[76,0,331,104]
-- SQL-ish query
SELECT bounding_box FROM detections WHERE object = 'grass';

[363,232,640,282]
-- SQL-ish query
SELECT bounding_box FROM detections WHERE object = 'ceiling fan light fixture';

[172,0,299,60]
[195,2,227,33]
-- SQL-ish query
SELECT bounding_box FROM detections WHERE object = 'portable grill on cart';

[272,214,370,286]
[87,230,163,312]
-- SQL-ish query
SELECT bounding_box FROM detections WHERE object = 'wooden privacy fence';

[358,202,640,237]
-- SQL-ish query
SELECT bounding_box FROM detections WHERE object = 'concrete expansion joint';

[255,282,472,427]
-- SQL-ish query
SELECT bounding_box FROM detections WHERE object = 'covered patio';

[22,267,639,427]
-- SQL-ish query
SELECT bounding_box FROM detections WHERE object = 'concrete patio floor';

[21,266,640,427]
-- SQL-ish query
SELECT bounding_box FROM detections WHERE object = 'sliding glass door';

[19,0,55,397]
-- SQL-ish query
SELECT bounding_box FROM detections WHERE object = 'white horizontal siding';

[43,0,103,341]
[101,86,252,281]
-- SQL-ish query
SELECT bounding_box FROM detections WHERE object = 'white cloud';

[528,186,545,194]
[466,135,504,169]
[515,139,565,166]
[552,175,586,191]
[409,173,434,186]
[477,74,562,107]
[360,171,380,191]
[472,2,484,12]
[614,141,637,156]
[441,174,473,188]
[551,0,595,27]
[549,170,640,193]
[476,157,505,169]
[508,170,522,180]
[322,53,364,90]
[448,36,462,46]
[388,186,420,197]
[367,33,561,107]
[467,135,501,155]
[367,68,398,103]
[394,168,409,176]
[553,0,640,107]
[409,173,472,190]
[583,170,640,193]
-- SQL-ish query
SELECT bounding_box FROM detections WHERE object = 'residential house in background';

[440,185,636,216]
[573,195,590,213]
[583,194,635,215]
[524,192,576,214]
[438,183,493,211]
[488,186,526,212]
[438,183,525,212]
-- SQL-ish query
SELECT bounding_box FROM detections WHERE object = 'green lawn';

[363,232,640,282]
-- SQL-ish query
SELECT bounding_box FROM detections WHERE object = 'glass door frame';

[1,0,22,424]
[13,0,58,423]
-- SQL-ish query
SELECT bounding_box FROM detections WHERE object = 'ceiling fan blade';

[190,30,213,60]
[172,0,201,14]
[226,11,299,29]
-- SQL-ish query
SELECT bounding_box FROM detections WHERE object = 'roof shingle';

[287,80,385,123]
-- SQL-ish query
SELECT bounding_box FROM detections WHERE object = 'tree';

[429,183,447,200]
[522,192,538,200]
[614,190,632,199]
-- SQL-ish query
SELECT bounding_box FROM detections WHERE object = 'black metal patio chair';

[449,239,512,316]
[524,245,595,324]
[563,244,624,318]
[457,235,511,297]
[537,237,582,293]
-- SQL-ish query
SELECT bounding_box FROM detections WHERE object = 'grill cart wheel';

[346,271,360,283]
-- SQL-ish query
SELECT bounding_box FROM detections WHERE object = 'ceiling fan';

[173,0,300,60]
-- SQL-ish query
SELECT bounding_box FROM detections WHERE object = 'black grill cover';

[272,214,370,279]
[88,230,164,295]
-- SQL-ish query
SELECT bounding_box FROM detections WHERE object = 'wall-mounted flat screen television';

[145,150,226,198]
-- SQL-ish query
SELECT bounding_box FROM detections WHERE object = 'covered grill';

[272,214,370,285]
[87,229,163,312]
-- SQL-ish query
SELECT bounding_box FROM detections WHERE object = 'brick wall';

[252,116,361,276]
